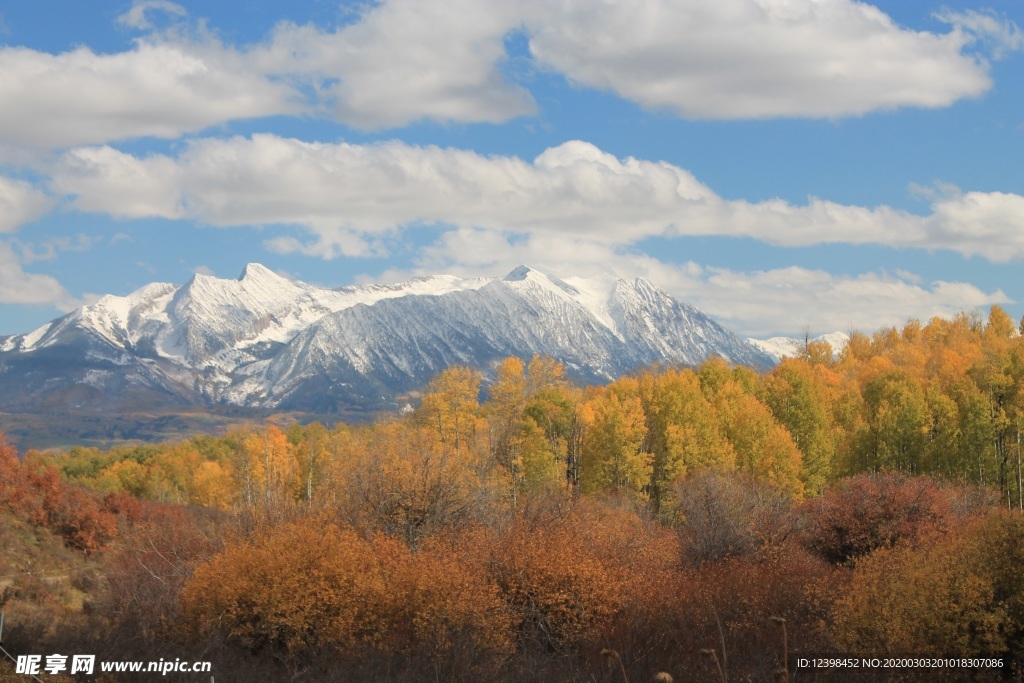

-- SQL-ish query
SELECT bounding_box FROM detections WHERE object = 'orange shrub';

[659,547,836,680]
[833,511,1024,666]
[182,519,386,656]
[381,530,514,655]
[487,506,625,651]
[564,498,681,627]
[181,518,513,662]
[832,524,1004,656]
[673,470,796,566]
[0,432,21,503]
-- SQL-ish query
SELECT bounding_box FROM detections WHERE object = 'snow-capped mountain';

[0,265,775,412]
[747,331,850,362]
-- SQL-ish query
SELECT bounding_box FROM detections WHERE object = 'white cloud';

[0,177,51,232]
[51,137,716,250]
[51,146,184,219]
[0,39,300,149]
[253,0,536,129]
[0,0,1005,152]
[936,8,1024,59]
[264,232,383,259]
[375,228,1010,337]
[687,265,1010,337]
[16,234,96,264]
[926,190,1024,261]
[0,0,534,149]
[252,0,997,125]
[525,0,992,120]
[0,241,78,308]
[49,137,702,240]
[50,136,1024,262]
[118,0,188,31]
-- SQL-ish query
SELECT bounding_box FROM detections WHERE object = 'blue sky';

[1,0,1023,337]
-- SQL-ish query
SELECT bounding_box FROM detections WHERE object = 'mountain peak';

[503,265,536,281]
[502,265,580,296]
[240,263,285,282]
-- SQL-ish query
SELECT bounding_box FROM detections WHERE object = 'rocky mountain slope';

[0,265,775,412]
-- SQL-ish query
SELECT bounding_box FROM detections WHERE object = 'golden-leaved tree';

[714,380,804,499]
[235,425,299,527]
[419,365,481,459]
[637,368,733,512]
[580,380,651,496]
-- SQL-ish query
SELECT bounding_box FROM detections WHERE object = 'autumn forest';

[4,307,1024,681]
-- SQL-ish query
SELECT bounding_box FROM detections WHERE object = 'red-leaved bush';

[0,432,118,554]
[799,471,952,564]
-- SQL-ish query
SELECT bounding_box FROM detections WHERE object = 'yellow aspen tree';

[525,356,579,492]
[763,359,839,495]
[290,422,333,508]
[697,356,732,399]
[985,304,1016,341]
[190,460,235,509]
[354,420,482,547]
[638,369,733,512]
[419,365,481,458]
[580,387,651,495]
[485,357,529,498]
[103,458,150,498]
[525,354,568,396]
[715,381,804,499]
[146,444,200,505]
[861,371,930,474]
[239,425,299,526]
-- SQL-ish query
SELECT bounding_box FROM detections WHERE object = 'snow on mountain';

[0,265,776,412]
[747,331,850,361]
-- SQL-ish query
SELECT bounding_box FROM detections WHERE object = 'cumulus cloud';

[252,0,536,129]
[50,136,1024,262]
[374,228,1010,337]
[52,146,184,218]
[0,177,51,232]
[0,241,78,308]
[926,189,1024,260]
[250,0,998,126]
[248,0,998,126]
[0,0,1008,151]
[0,39,300,149]
[685,265,1010,337]
[51,137,714,250]
[0,0,534,149]
[525,0,991,120]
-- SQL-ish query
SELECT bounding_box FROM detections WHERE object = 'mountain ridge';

[0,265,776,413]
